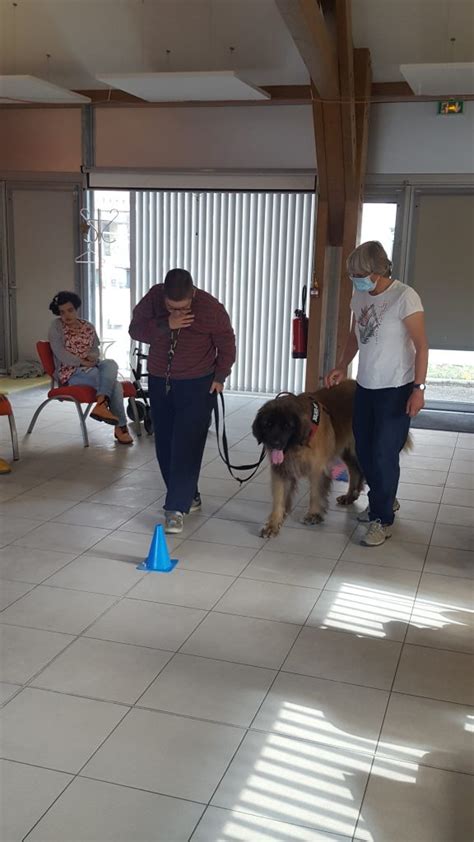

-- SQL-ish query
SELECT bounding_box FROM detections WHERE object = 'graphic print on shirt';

[357,302,389,345]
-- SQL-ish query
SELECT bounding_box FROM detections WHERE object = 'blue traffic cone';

[137,524,178,573]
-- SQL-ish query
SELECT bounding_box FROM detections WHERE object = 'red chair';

[27,341,141,447]
[0,395,19,461]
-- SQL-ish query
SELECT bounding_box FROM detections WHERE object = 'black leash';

[213,392,266,485]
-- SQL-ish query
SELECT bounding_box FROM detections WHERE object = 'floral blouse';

[59,320,96,384]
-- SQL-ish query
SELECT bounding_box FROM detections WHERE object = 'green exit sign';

[438,100,464,115]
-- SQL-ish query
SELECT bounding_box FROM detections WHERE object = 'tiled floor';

[0,387,473,842]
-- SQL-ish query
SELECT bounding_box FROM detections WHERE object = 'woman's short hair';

[164,269,194,301]
[347,241,392,278]
[49,291,82,315]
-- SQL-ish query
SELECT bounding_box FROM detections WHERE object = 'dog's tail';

[403,432,414,452]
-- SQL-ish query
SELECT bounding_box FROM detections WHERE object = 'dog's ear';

[291,409,312,446]
[252,410,264,444]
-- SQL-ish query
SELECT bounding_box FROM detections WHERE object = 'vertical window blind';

[132,190,315,394]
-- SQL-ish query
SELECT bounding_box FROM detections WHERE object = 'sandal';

[114,425,133,445]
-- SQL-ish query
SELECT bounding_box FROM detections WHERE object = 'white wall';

[368,102,474,174]
[12,189,77,360]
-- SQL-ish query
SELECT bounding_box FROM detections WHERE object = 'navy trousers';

[353,382,412,525]
[148,373,216,513]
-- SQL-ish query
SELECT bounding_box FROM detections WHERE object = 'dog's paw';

[336,493,358,506]
[301,512,324,525]
[260,521,282,538]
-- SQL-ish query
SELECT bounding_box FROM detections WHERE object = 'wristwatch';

[413,383,426,391]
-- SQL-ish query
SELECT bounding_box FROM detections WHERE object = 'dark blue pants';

[148,374,216,513]
[353,383,412,525]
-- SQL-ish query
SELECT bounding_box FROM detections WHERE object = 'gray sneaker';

[164,511,184,534]
[361,520,392,547]
[189,494,202,514]
[357,498,400,523]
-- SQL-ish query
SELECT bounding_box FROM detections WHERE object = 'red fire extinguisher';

[292,285,308,359]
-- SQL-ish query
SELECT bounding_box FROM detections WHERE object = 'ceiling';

[0,0,473,92]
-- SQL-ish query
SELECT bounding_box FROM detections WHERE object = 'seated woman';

[48,291,133,445]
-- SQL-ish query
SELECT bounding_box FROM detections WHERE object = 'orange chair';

[0,395,19,461]
[27,341,141,447]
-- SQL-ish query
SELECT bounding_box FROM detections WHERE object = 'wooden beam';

[275,0,339,98]
[305,199,329,390]
[334,0,356,192]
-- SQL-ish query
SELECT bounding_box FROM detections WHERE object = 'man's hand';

[324,368,346,388]
[406,388,425,418]
[168,312,195,330]
[210,381,223,394]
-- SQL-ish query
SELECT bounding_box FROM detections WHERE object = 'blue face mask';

[350,274,377,292]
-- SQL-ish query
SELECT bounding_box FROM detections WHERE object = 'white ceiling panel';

[401,62,474,95]
[0,75,91,104]
[95,71,270,101]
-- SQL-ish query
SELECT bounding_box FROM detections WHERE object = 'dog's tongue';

[270,449,284,465]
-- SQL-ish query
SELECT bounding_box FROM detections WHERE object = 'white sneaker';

[361,520,392,547]
[189,494,202,514]
[165,511,184,534]
[357,498,400,523]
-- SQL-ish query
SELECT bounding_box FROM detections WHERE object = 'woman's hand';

[325,369,346,388]
[210,381,223,394]
[406,388,425,418]
[168,312,195,330]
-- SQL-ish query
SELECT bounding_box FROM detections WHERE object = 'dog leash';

[213,392,266,485]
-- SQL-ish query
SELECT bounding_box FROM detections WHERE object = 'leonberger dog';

[252,380,364,538]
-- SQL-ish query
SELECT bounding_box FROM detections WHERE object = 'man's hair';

[49,290,82,315]
[164,269,194,301]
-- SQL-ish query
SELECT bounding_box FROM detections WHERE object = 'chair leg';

[73,401,90,447]
[8,414,20,461]
[27,399,52,434]
[129,397,142,437]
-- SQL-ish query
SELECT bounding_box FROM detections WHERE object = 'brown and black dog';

[252,380,364,538]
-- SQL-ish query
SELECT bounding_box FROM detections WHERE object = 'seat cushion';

[48,386,97,403]
[0,397,13,416]
[121,381,137,398]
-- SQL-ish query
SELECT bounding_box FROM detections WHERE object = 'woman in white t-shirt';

[325,241,429,547]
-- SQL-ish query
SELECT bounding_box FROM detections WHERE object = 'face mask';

[350,274,377,292]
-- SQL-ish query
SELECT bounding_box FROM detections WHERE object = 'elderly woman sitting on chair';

[48,291,133,445]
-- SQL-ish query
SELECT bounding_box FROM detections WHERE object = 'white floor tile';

[268,528,349,560]
[394,644,474,705]
[32,637,171,704]
[446,472,474,491]
[0,624,74,684]
[0,494,76,522]
[191,518,267,549]
[437,504,474,527]
[431,522,474,551]
[177,539,256,575]
[84,598,206,650]
[44,553,146,596]
[82,708,244,802]
[283,627,402,690]
[397,482,443,503]
[340,538,427,571]
[0,578,34,609]
[354,763,474,842]
[214,578,320,624]
[0,545,77,584]
[424,546,474,578]
[324,560,421,599]
[193,806,352,842]
[0,515,43,545]
[127,567,234,609]
[54,502,135,529]
[0,759,71,842]
[139,653,276,727]
[211,730,372,837]
[182,611,300,669]
[306,588,412,642]
[0,585,116,634]
[27,777,204,842]
[252,672,388,751]
[0,682,21,705]
[14,522,111,554]
[441,486,474,507]
[378,692,474,775]
[242,549,337,590]
[86,529,182,565]
[0,688,127,772]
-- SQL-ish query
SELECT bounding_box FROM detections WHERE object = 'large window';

[85,189,315,394]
